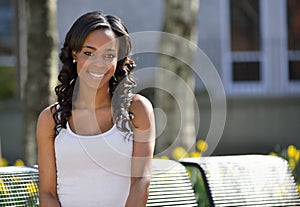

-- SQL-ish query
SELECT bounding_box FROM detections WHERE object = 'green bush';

[0,66,15,99]
[270,144,300,195]
[185,165,210,207]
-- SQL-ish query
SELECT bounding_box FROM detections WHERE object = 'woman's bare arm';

[125,95,156,207]
[36,106,61,207]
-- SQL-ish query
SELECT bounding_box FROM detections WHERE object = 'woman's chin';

[79,76,110,90]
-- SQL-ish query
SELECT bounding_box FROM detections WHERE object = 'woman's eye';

[105,54,116,59]
[83,52,94,56]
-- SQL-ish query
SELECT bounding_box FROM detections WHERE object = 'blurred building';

[197,0,300,154]
[0,0,299,162]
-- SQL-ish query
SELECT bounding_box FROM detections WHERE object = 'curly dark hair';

[51,11,135,137]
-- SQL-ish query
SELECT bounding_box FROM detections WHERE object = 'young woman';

[36,11,155,207]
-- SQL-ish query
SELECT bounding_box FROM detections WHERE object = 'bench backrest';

[0,160,197,207]
[181,155,300,207]
[147,159,197,206]
[0,166,39,206]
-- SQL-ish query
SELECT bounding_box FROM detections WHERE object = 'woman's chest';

[69,107,114,136]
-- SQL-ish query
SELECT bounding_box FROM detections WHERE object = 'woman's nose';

[91,55,106,66]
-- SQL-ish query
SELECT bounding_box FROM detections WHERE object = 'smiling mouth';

[88,72,105,79]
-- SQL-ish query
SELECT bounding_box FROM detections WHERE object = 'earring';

[73,58,77,63]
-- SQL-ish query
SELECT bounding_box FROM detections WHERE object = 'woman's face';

[74,29,118,89]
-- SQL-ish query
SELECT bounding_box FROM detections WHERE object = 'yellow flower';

[155,155,170,160]
[196,140,208,152]
[298,184,300,196]
[159,156,170,160]
[287,145,297,159]
[0,158,8,167]
[172,147,187,160]
[295,150,300,162]
[190,151,202,158]
[186,169,191,178]
[289,159,296,171]
[14,159,25,166]
[26,181,38,197]
[12,176,20,183]
[0,179,8,194]
[269,152,277,156]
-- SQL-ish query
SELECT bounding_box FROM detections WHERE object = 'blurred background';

[0,0,299,165]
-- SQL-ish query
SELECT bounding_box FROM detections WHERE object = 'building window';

[289,61,300,80]
[230,0,262,84]
[0,0,13,57]
[230,0,260,51]
[232,62,260,82]
[0,0,15,100]
[221,0,300,95]
[287,0,300,81]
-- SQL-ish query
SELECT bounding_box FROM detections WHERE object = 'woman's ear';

[72,51,77,63]
[71,51,77,59]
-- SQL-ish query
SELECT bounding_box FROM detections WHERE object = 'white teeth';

[88,72,104,78]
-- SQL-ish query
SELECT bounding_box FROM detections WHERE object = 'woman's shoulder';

[130,94,154,130]
[36,103,57,141]
[37,103,57,126]
[130,94,153,113]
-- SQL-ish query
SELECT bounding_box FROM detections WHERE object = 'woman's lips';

[88,71,105,79]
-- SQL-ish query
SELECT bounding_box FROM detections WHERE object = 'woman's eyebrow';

[83,45,116,52]
[82,45,97,50]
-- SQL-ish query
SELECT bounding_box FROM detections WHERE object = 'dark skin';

[37,29,155,207]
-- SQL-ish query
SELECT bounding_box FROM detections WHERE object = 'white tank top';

[54,122,133,207]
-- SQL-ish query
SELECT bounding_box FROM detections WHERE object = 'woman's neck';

[74,82,111,110]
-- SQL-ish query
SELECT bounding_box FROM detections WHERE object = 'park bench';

[0,159,197,207]
[181,154,300,207]
[0,155,299,206]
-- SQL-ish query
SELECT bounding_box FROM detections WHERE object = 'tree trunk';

[155,0,199,156]
[23,0,58,164]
